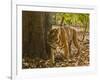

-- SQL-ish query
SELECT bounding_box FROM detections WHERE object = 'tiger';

[47,25,80,64]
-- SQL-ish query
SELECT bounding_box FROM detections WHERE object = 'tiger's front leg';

[73,29,80,57]
[51,52,55,64]
[51,48,55,64]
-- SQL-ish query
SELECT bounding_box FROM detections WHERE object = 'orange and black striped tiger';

[47,26,80,64]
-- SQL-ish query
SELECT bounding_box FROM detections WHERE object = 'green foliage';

[51,12,89,31]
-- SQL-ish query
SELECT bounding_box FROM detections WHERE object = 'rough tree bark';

[22,11,51,59]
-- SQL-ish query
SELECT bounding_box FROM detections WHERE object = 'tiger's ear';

[47,29,52,35]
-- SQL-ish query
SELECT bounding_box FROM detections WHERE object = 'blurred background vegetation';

[50,12,89,32]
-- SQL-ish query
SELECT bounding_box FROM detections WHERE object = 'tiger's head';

[47,28,64,52]
[47,28,59,45]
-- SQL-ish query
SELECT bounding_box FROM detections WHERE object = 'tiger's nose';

[56,47,61,52]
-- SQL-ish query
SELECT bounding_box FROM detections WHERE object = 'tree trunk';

[22,11,51,59]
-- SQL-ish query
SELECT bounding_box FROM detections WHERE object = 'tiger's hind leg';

[73,30,80,57]
[68,41,73,58]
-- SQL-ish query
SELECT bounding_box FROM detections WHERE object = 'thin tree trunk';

[80,25,87,42]
[60,16,64,27]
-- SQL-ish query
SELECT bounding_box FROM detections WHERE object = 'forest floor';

[22,32,89,69]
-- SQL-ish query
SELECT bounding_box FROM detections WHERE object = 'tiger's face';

[47,28,59,45]
[47,28,64,48]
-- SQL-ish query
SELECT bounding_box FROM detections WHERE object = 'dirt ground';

[22,31,89,69]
